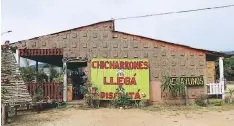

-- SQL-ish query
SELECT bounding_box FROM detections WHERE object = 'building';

[10,20,232,104]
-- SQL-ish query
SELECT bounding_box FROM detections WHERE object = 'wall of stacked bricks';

[1,48,32,105]
[14,21,207,104]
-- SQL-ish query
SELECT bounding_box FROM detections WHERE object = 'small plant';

[208,99,224,106]
[227,88,234,103]
[195,94,208,107]
[111,94,131,108]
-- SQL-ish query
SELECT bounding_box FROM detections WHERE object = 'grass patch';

[142,104,234,112]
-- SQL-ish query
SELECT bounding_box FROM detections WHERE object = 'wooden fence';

[207,82,225,99]
[25,82,63,101]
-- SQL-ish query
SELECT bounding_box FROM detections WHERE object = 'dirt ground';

[7,105,234,126]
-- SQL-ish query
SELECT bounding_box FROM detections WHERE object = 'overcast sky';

[2,0,234,52]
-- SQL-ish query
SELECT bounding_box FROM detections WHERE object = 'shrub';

[195,94,207,107]
[111,94,131,108]
[208,99,224,106]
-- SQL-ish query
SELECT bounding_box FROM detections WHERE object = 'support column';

[63,60,67,102]
[36,61,38,82]
[15,49,20,72]
[219,57,225,99]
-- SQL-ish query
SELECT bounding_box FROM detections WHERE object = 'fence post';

[1,104,7,125]
[222,81,225,99]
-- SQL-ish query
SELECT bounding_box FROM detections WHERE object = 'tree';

[216,58,234,81]
[20,58,48,82]
[44,64,61,82]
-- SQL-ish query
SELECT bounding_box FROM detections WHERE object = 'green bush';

[208,99,224,106]
[111,94,131,108]
[195,94,207,107]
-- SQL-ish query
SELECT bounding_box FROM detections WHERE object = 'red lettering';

[109,61,115,69]
[105,92,109,99]
[143,61,149,69]
[139,61,143,69]
[110,77,116,85]
[105,61,109,69]
[120,61,125,69]
[115,61,120,69]
[100,61,105,69]
[130,76,136,85]
[117,77,124,85]
[114,93,118,99]
[129,62,133,69]
[104,77,109,85]
[92,61,98,68]
[100,92,105,98]
[125,61,129,69]
[133,61,140,69]
[109,92,113,99]
[124,77,130,85]
[134,92,141,99]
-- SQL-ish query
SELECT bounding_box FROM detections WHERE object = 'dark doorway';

[67,62,87,100]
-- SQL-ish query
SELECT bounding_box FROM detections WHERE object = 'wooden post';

[14,106,18,116]
[1,104,7,125]
[185,85,188,105]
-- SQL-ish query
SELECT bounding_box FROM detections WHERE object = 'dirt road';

[8,107,234,126]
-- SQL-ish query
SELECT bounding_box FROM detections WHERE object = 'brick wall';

[15,20,207,104]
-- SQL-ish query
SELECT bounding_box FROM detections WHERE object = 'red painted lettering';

[105,61,109,69]
[125,61,129,69]
[115,61,120,69]
[120,61,125,69]
[117,77,124,85]
[109,92,113,99]
[100,92,105,98]
[124,77,131,85]
[92,61,98,68]
[143,61,149,69]
[134,92,141,99]
[100,61,105,69]
[103,77,109,85]
[109,61,115,69]
[113,93,118,99]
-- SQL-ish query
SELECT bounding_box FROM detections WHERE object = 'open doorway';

[67,62,87,100]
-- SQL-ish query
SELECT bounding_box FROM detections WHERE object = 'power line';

[114,4,234,20]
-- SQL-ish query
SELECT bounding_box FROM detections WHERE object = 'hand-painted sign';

[91,58,149,100]
[169,77,204,86]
